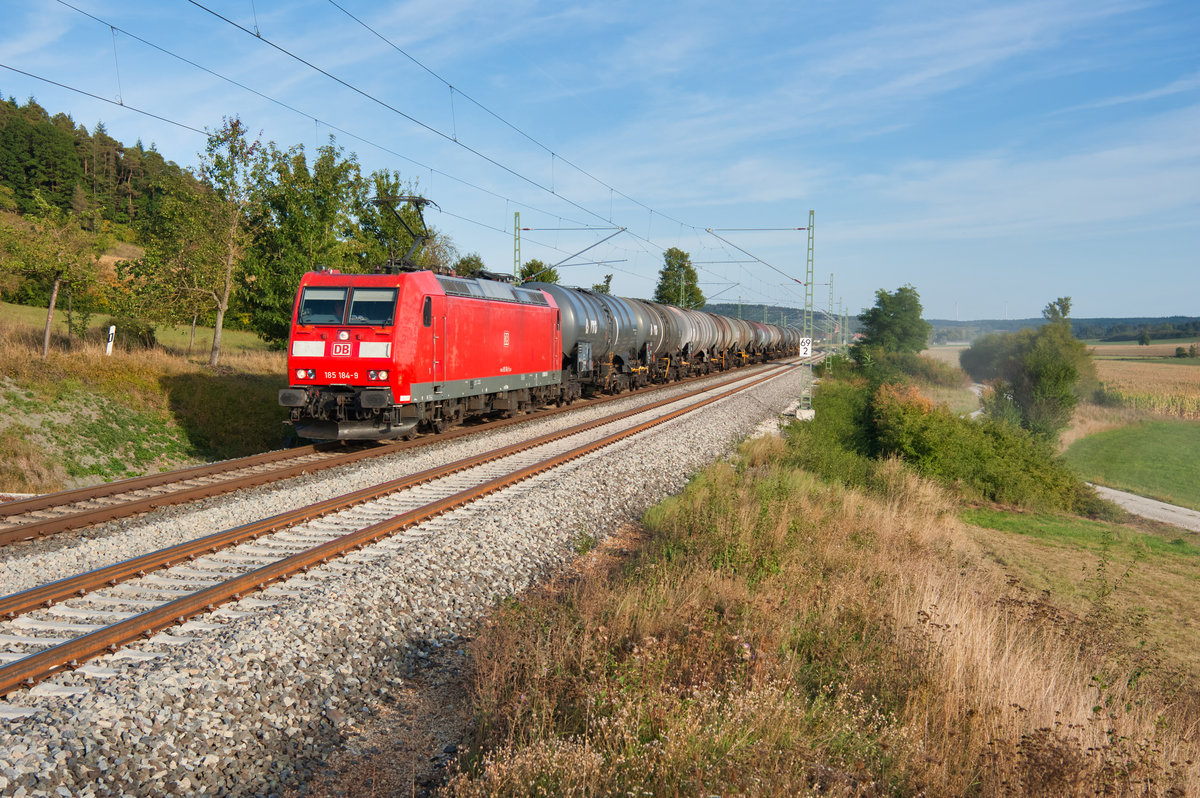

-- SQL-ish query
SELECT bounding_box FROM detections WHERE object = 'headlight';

[368,370,378,380]
[295,369,307,379]
[378,370,388,380]
[337,330,350,341]
[306,369,316,379]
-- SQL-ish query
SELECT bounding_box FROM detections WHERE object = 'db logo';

[331,342,352,357]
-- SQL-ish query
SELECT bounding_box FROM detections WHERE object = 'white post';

[105,325,116,356]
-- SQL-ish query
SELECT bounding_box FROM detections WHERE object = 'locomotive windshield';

[347,288,398,326]
[298,287,347,325]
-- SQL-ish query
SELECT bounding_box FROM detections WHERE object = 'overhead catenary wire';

[0,63,601,281]
[0,63,205,135]
[49,0,628,246]
[705,228,807,287]
[186,0,649,241]
[325,0,698,233]
[50,0,602,232]
[190,0,785,281]
[25,2,806,306]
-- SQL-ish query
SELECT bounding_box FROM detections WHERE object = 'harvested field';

[1095,359,1200,419]
[1088,341,1200,358]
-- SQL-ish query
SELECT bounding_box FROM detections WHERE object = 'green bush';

[847,347,965,391]
[888,351,966,387]
[807,375,874,454]
[789,375,1103,515]
[872,383,1096,512]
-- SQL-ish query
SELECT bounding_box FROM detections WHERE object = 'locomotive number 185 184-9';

[324,371,360,381]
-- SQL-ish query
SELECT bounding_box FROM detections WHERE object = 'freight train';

[278,268,799,440]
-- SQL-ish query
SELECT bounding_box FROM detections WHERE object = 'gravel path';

[1091,484,1200,533]
[0,365,805,797]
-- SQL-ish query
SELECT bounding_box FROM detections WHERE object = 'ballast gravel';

[0,366,805,796]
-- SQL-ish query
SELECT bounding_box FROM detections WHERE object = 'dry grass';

[0,317,283,410]
[965,509,1200,677]
[447,437,1199,796]
[0,427,67,493]
[919,382,981,416]
[923,345,968,368]
[1058,402,1142,451]
[1094,359,1200,419]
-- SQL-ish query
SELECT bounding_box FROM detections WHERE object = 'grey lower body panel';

[405,370,561,403]
[292,417,419,441]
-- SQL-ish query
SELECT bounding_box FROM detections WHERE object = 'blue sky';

[1,0,1197,321]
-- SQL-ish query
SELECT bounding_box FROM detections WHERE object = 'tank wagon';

[279,269,798,440]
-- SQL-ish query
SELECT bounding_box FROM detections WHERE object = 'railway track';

[0,363,795,697]
[0,363,780,547]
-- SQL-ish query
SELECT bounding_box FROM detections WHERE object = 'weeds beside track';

[449,435,1200,796]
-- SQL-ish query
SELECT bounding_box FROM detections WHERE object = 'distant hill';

[0,95,198,228]
[695,303,1200,346]
[702,302,853,335]
[928,317,1200,344]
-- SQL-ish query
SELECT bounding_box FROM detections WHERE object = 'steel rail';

[0,444,327,519]
[0,363,794,696]
[0,364,786,620]
[0,361,788,546]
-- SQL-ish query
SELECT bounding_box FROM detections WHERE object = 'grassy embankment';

[0,301,288,493]
[1061,357,1200,507]
[445,436,1200,795]
[442,354,1200,796]
[1063,420,1200,511]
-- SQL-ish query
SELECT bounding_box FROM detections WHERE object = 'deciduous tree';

[453,252,485,277]
[960,297,1096,442]
[118,175,228,352]
[519,259,559,284]
[241,136,361,344]
[0,195,100,357]
[198,117,259,365]
[652,247,703,308]
[852,285,931,357]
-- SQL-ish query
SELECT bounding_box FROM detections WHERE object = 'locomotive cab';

[280,269,562,440]
[279,272,424,440]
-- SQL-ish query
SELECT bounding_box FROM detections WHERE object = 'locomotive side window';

[298,287,347,325]
[348,288,398,326]
[422,296,432,327]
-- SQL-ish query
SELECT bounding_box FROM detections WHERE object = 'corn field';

[1095,360,1200,419]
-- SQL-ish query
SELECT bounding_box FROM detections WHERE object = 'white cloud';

[832,103,1200,242]
[1057,69,1200,112]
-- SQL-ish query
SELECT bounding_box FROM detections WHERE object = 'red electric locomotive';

[278,269,562,440]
